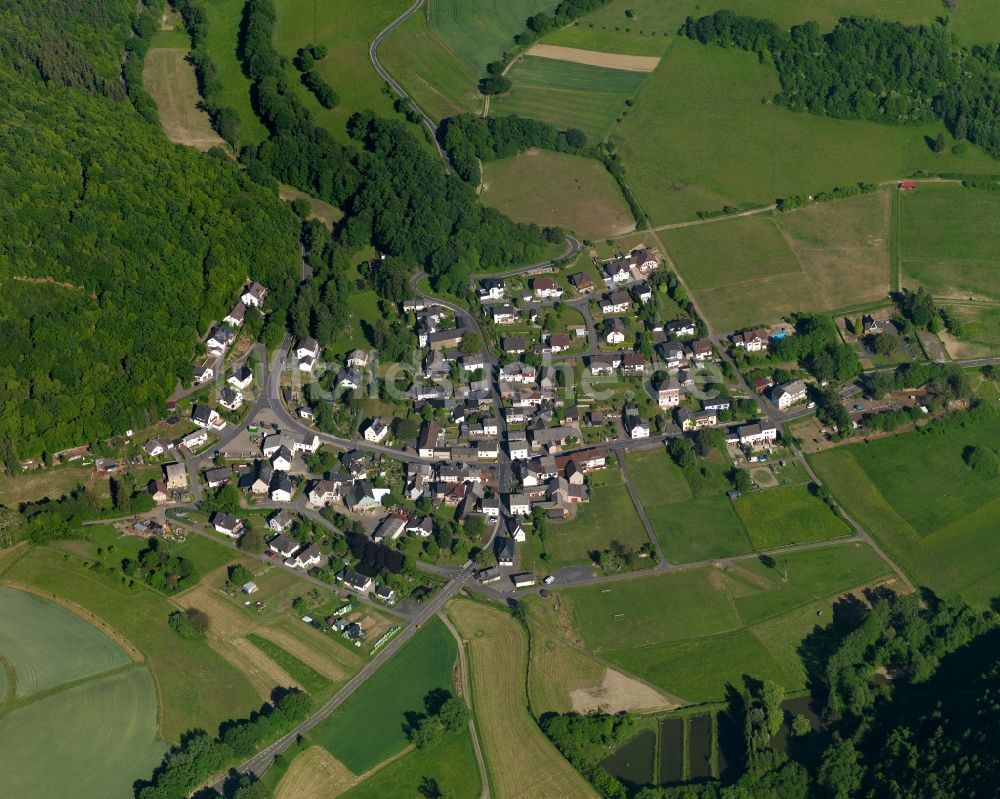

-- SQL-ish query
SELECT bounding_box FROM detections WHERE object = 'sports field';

[626,446,753,563]
[616,39,999,224]
[732,485,852,549]
[447,599,599,799]
[809,414,1000,606]
[491,56,649,143]
[556,543,891,701]
[662,192,892,330]
[0,587,165,799]
[310,617,457,773]
[144,47,226,150]
[481,149,635,238]
[897,184,1000,302]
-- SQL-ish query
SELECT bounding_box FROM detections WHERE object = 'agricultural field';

[626,449,753,563]
[0,587,165,799]
[481,150,635,239]
[447,599,599,799]
[309,617,457,773]
[550,543,891,701]
[143,47,226,150]
[491,56,650,143]
[938,303,1000,359]
[0,463,111,509]
[732,484,852,549]
[809,415,1000,606]
[897,184,1000,302]
[615,39,1000,224]
[662,192,892,330]
[542,0,679,57]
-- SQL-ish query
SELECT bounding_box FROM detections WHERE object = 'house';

[678,408,718,430]
[666,319,697,338]
[336,367,362,389]
[241,460,273,494]
[341,570,372,593]
[690,338,714,361]
[502,336,527,354]
[603,259,631,283]
[601,291,631,315]
[489,305,518,325]
[499,362,537,384]
[752,376,773,394]
[623,405,649,439]
[211,512,242,539]
[308,479,341,507]
[738,422,779,447]
[511,572,536,588]
[143,439,167,458]
[228,365,253,390]
[427,328,464,350]
[192,404,224,430]
[375,586,396,603]
[288,545,322,570]
[632,284,652,304]
[363,418,390,443]
[373,515,407,543]
[241,281,268,308]
[731,329,768,352]
[267,509,294,533]
[417,420,442,458]
[298,406,314,420]
[548,333,571,353]
[224,302,246,327]
[589,354,618,376]
[344,481,388,512]
[270,471,293,502]
[460,354,486,373]
[478,278,506,301]
[164,462,188,490]
[241,581,258,595]
[508,494,531,516]
[270,445,293,472]
[269,534,300,559]
[621,352,647,374]
[495,536,516,567]
[476,566,501,584]
[772,380,808,410]
[206,325,235,352]
[296,334,320,359]
[629,248,659,274]
[861,314,890,336]
[507,431,529,461]
[219,388,243,411]
[406,516,434,537]
[193,365,213,384]
[656,385,681,409]
[147,480,168,503]
[569,272,595,293]
[703,398,732,412]
[533,278,563,300]
[605,317,627,345]
[180,429,209,451]
[347,349,371,369]
[204,467,231,489]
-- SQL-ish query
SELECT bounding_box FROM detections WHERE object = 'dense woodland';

[681,12,1000,159]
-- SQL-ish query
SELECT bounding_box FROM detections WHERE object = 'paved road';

[369,0,452,171]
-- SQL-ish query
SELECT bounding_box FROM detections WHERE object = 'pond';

[716,710,743,784]
[772,695,828,766]
[688,714,713,781]
[600,729,654,790]
[658,717,684,784]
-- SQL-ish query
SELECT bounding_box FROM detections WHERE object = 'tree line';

[680,12,1000,160]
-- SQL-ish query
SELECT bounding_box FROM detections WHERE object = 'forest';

[0,0,301,462]
[680,12,1000,158]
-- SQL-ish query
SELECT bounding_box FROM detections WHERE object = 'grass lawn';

[898,184,1000,302]
[143,46,226,151]
[329,289,381,357]
[310,616,457,773]
[491,56,650,144]
[447,599,599,798]
[481,150,635,238]
[809,420,1000,607]
[732,485,852,549]
[938,303,1000,359]
[3,547,260,742]
[0,463,111,508]
[278,185,343,228]
[616,39,1000,224]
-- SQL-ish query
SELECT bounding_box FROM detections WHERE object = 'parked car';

[543,575,556,585]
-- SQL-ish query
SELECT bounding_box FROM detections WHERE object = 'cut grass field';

[938,303,1000,359]
[245,633,330,695]
[447,599,599,799]
[491,56,650,144]
[481,149,635,238]
[809,415,1000,606]
[143,47,226,151]
[732,485,852,549]
[626,450,753,563]
[616,39,1000,224]
[0,463,110,509]
[898,184,1000,302]
[4,547,260,742]
[555,543,891,701]
[310,616,457,774]
[662,192,892,330]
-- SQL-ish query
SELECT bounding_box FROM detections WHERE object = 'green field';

[481,149,634,238]
[491,56,649,143]
[428,0,558,73]
[310,617,457,773]
[626,450,753,563]
[616,39,1000,224]
[560,543,891,700]
[732,485,852,549]
[246,633,331,695]
[809,415,1000,605]
[898,184,1000,302]
[939,303,1000,359]
[663,192,892,330]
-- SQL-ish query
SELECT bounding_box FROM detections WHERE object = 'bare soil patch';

[528,44,660,72]
[570,667,678,714]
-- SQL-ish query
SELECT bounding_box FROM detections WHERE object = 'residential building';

[267,510,294,533]
[228,365,253,390]
[495,536,516,567]
[211,512,242,538]
[570,272,595,293]
[533,278,563,299]
[601,291,631,315]
[341,570,372,593]
[489,305,518,325]
[363,418,389,443]
[270,471,293,503]
[731,329,768,352]
[772,380,808,410]
[204,467,231,489]
[241,281,268,308]
[666,319,696,338]
[219,388,243,411]
[269,534,300,559]
[417,420,442,458]
[605,317,627,345]
[224,302,246,327]
[738,422,779,447]
[193,365,213,383]
[288,545,322,570]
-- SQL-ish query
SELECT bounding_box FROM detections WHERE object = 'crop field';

[732,485,852,549]
[616,40,1000,224]
[481,149,635,238]
[4,547,260,742]
[428,0,558,74]
[556,543,891,700]
[897,184,1000,302]
[447,599,599,799]
[626,450,753,563]
[144,47,226,151]
[246,634,330,694]
[491,56,649,143]
[310,617,457,773]
[809,417,1000,606]
[275,746,357,799]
